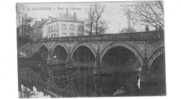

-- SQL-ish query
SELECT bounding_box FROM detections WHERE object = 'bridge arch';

[52,45,68,62]
[52,44,69,53]
[99,42,144,95]
[32,45,49,61]
[31,43,49,54]
[148,47,165,68]
[71,43,96,65]
[100,42,144,67]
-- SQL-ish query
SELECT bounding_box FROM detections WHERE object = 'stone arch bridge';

[19,31,165,95]
[20,31,164,72]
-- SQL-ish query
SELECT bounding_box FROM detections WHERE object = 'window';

[69,24,75,31]
[50,25,53,32]
[48,26,51,33]
[48,35,50,39]
[54,33,58,38]
[61,24,67,30]
[70,32,74,36]
[62,32,67,36]
[55,23,59,32]
[78,25,84,33]
[48,25,53,33]
[47,23,59,34]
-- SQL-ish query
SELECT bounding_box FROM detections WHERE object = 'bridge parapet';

[38,31,163,43]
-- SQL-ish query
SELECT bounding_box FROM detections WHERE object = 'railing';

[37,31,164,43]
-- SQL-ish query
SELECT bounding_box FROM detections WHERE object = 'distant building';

[42,10,84,38]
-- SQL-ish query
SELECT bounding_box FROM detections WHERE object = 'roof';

[46,19,84,25]
[45,12,84,25]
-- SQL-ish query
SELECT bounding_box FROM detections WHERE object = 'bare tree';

[31,19,48,41]
[129,1,164,30]
[86,3,107,35]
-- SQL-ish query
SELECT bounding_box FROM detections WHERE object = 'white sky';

[18,2,146,33]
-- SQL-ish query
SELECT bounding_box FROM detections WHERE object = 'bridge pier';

[66,53,72,64]
[93,50,101,95]
[47,49,54,64]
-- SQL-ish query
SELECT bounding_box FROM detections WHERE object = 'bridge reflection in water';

[18,31,165,96]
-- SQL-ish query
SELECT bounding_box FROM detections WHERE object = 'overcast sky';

[17,2,146,34]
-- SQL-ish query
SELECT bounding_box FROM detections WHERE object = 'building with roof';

[42,9,84,38]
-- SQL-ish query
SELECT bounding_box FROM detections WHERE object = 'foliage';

[85,3,107,35]
[17,25,33,47]
[19,84,51,98]
[18,67,47,91]
[129,1,164,30]
[31,19,48,41]
[17,16,34,47]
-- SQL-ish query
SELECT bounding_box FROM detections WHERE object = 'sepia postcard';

[16,1,165,98]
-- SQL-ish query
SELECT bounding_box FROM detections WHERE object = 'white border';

[0,0,181,99]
